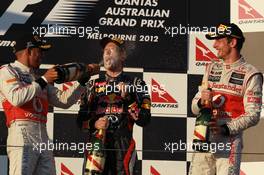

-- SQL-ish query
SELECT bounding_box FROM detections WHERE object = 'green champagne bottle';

[192,87,212,152]
[85,129,106,175]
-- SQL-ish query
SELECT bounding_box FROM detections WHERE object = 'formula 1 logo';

[0,0,43,36]
[0,40,16,47]
[61,163,74,175]
[0,0,98,36]
[239,0,263,19]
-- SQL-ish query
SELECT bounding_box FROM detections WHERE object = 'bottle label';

[55,63,86,83]
[195,120,209,126]
[194,125,207,141]
[85,154,105,173]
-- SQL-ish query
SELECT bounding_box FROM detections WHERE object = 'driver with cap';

[189,23,263,175]
[0,34,88,175]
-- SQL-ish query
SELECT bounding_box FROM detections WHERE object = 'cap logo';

[33,35,41,42]
[218,24,228,33]
[40,44,51,49]
[112,37,124,45]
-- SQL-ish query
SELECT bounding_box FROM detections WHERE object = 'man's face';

[28,48,43,68]
[213,38,232,60]
[103,42,124,71]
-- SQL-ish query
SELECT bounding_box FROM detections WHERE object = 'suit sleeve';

[226,73,263,135]
[47,81,85,109]
[132,77,151,126]
[0,66,42,107]
[77,80,98,131]
[191,64,211,115]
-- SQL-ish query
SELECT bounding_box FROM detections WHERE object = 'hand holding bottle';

[201,89,213,106]
[128,102,139,121]
[43,67,58,83]
[95,116,109,130]
[200,81,213,106]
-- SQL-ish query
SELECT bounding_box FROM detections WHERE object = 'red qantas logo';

[61,163,74,175]
[151,79,177,103]
[196,38,218,62]
[150,166,161,175]
[62,82,74,91]
[239,0,263,19]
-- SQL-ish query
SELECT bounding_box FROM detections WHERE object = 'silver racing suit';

[189,57,263,175]
[0,61,85,175]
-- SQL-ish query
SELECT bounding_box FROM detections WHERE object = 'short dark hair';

[13,34,51,53]
[100,37,125,49]
[227,36,245,52]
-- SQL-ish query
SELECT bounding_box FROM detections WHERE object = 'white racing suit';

[189,57,263,175]
[0,61,85,175]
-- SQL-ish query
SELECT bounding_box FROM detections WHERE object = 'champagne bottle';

[85,129,106,175]
[192,82,212,152]
[55,63,100,84]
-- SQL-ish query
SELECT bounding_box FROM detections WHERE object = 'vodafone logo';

[195,38,219,67]
[150,166,160,175]
[61,163,74,175]
[151,79,178,108]
[239,0,263,19]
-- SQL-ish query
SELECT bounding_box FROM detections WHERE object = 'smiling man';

[189,23,263,175]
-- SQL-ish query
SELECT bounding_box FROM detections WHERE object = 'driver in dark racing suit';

[77,37,151,175]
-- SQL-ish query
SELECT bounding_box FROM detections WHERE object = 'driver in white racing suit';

[0,35,88,175]
[189,23,263,175]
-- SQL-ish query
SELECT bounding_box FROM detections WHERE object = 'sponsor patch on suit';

[208,75,221,82]
[229,72,245,85]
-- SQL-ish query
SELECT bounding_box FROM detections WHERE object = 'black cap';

[205,23,245,41]
[100,37,125,49]
[13,35,52,53]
